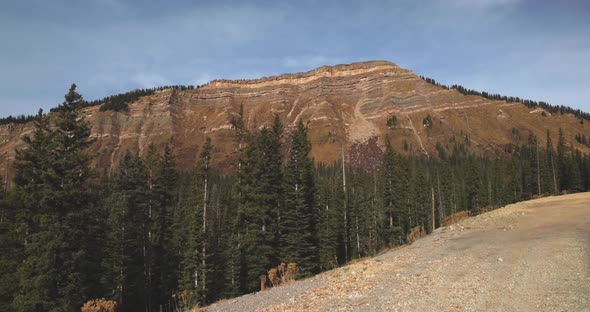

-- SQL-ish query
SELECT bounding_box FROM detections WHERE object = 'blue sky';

[1,0,589,117]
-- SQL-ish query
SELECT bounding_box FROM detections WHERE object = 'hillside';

[203,193,590,312]
[2,62,589,311]
[1,60,589,179]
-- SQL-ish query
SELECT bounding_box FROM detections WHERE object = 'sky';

[0,0,589,117]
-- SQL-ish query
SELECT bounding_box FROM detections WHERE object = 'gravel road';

[203,193,590,312]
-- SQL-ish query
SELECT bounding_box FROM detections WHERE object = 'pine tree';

[239,129,274,292]
[227,104,247,294]
[145,144,178,310]
[266,116,284,261]
[280,120,318,277]
[394,154,410,233]
[197,138,212,303]
[0,192,21,311]
[557,128,567,192]
[315,167,339,270]
[382,137,396,229]
[104,153,150,312]
[381,137,403,246]
[181,138,212,304]
[14,84,98,311]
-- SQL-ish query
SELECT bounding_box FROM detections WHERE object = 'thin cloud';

[0,0,588,116]
[443,0,522,9]
[132,73,171,89]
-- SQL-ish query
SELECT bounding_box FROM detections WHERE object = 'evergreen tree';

[0,193,21,311]
[104,153,150,312]
[382,137,396,229]
[239,128,275,292]
[280,120,318,277]
[181,138,212,304]
[14,84,98,311]
[315,168,339,270]
[557,128,567,191]
[145,144,178,310]
[381,137,403,246]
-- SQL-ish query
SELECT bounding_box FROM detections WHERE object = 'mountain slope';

[0,61,588,178]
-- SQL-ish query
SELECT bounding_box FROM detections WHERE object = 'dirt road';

[204,193,590,312]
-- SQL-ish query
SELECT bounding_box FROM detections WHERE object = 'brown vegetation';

[80,299,116,312]
[406,225,426,243]
[442,210,470,226]
[261,262,298,291]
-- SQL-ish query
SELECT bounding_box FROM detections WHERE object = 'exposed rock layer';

[0,60,588,178]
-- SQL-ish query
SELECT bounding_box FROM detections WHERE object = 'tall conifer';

[280,120,318,277]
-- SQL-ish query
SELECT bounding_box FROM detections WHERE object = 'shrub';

[81,299,116,312]
[386,115,398,128]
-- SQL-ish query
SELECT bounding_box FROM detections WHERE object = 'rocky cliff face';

[1,60,588,180]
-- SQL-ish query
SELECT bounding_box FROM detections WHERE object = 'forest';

[1,85,589,311]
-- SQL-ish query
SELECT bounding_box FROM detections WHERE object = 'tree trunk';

[342,147,348,262]
[550,151,558,195]
[536,142,541,196]
[437,174,444,225]
[201,167,208,296]
[431,187,435,231]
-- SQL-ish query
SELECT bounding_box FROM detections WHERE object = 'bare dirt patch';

[204,193,590,312]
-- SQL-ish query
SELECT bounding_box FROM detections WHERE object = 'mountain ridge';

[0,60,589,181]
[202,60,406,88]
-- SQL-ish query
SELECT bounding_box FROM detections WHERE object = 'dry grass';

[406,225,426,243]
[442,210,469,226]
[80,299,116,312]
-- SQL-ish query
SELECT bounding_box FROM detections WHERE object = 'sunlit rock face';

[1,60,588,178]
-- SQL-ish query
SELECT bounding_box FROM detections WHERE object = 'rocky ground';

[202,193,590,312]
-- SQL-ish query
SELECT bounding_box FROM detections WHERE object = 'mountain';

[0,60,588,179]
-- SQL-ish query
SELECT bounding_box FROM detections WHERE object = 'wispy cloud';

[191,74,213,87]
[0,0,588,116]
[283,56,342,70]
[132,73,170,88]
[443,0,522,9]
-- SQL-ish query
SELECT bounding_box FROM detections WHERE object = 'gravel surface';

[203,193,590,312]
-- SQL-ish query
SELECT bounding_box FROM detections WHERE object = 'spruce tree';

[238,129,274,292]
[382,137,396,229]
[104,153,150,311]
[14,84,98,311]
[381,137,403,246]
[0,192,21,311]
[280,120,318,277]
[557,128,567,192]
[145,144,178,310]
[181,138,212,304]
[196,138,212,303]
[315,169,339,270]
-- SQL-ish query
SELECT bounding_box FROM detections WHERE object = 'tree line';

[3,75,588,126]
[0,85,198,126]
[420,76,590,122]
[1,85,589,311]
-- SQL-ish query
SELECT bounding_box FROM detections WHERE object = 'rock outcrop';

[0,60,588,180]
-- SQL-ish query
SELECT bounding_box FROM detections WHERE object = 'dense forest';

[1,85,589,311]
[420,76,590,122]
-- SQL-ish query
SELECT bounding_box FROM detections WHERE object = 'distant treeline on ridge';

[0,85,198,126]
[420,76,590,122]
[1,75,588,126]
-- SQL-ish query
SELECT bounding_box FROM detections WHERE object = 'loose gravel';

[203,193,590,312]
